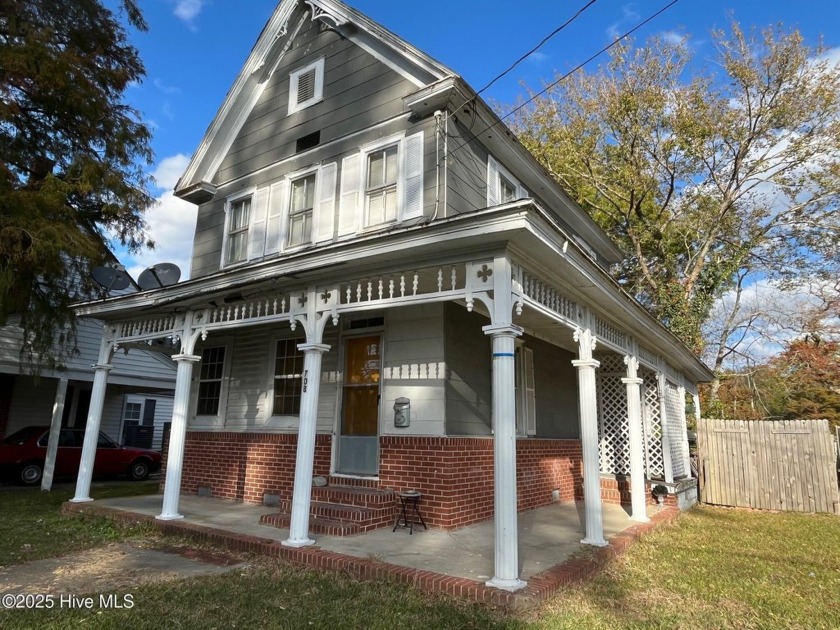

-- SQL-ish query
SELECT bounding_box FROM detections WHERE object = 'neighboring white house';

[69,0,713,592]
[1,300,176,453]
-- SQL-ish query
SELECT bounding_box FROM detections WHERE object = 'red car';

[0,426,162,485]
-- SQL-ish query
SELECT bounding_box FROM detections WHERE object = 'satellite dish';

[138,263,181,290]
[91,265,132,292]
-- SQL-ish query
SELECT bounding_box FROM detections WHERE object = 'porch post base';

[630,514,650,524]
[581,536,608,547]
[282,538,315,548]
[156,513,184,521]
[69,497,93,503]
[485,577,527,592]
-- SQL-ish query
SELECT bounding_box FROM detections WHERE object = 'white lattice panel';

[664,381,688,478]
[597,354,629,475]
[642,371,664,477]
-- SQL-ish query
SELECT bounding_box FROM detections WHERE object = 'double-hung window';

[272,338,305,415]
[288,174,316,247]
[197,346,227,416]
[500,174,518,204]
[226,196,251,265]
[365,144,399,226]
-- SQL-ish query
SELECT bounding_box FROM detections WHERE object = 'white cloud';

[659,30,687,46]
[126,189,196,282]
[606,4,640,41]
[151,153,191,191]
[153,78,182,95]
[169,0,205,30]
[115,155,196,282]
[527,51,550,65]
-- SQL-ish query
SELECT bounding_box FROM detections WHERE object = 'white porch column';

[71,364,112,503]
[657,372,675,483]
[283,342,330,548]
[41,378,68,491]
[158,353,201,520]
[622,357,649,523]
[483,323,526,592]
[573,326,607,546]
[692,392,701,424]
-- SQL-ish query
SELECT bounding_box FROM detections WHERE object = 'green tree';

[511,23,840,355]
[0,0,154,366]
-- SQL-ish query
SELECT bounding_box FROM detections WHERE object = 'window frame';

[288,57,325,115]
[268,334,307,418]
[487,155,527,207]
[193,340,232,421]
[360,133,405,230]
[222,188,255,268]
[285,169,319,249]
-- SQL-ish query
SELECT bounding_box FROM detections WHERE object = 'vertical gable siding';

[215,19,418,185]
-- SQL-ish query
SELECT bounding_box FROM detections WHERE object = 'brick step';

[311,485,396,507]
[276,499,395,524]
[259,512,362,537]
[327,475,381,489]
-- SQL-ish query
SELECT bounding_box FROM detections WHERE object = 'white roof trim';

[176,0,453,195]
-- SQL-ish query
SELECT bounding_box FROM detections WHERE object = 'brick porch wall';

[173,432,331,504]
[166,433,587,529]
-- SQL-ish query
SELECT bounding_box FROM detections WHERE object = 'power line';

[474,0,600,98]
[448,0,681,159]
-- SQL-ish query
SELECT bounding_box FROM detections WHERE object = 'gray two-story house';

[71,0,712,591]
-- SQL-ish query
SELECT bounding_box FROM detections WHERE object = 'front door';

[336,335,381,475]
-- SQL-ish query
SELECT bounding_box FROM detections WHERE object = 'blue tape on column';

[492,353,515,357]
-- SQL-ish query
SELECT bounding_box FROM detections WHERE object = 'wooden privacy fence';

[698,418,840,514]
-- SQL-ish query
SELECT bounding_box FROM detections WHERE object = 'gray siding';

[380,304,445,436]
[191,325,339,433]
[216,17,417,184]
[444,114,490,216]
[444,304,492,435]
[526,335,579,438]
[443,304,580,438]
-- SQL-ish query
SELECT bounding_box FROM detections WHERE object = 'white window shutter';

[264,180,289,256]
[338,153,360,237]
[402,130,424,220]
[247,186,270,260]
[313,162,337,243]
[524,347,537,436]
[487,155,499,207]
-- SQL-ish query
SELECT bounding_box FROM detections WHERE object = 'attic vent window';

[296,130,320,153]
[288,58,325,115]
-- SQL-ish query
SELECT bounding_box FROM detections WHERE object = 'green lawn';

[0,481,158,566]
[1,484,838,629]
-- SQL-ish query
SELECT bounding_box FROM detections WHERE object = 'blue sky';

[109,0,840,279]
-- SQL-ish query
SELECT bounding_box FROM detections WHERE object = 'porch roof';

[78,201,713,383]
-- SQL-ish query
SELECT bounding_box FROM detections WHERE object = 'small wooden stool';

[392,490,427,534]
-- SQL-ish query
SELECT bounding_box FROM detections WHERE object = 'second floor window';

[226,197,250,264]
[365,145,398,226]
[500,174,518,204]
[288,174,316,247]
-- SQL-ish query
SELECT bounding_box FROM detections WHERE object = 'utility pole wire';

[448,0,681,158]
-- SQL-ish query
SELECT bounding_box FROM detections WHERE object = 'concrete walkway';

[95,493,638,581]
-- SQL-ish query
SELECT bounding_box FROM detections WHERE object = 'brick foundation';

[168,432,585,530]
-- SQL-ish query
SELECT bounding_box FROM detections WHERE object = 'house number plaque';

[302,369,308,393]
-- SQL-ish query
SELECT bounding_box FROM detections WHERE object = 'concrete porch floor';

[95,493,645,582]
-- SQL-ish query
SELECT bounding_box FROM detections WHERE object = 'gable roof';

[175,0,622,262]
[175,0,455,198]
